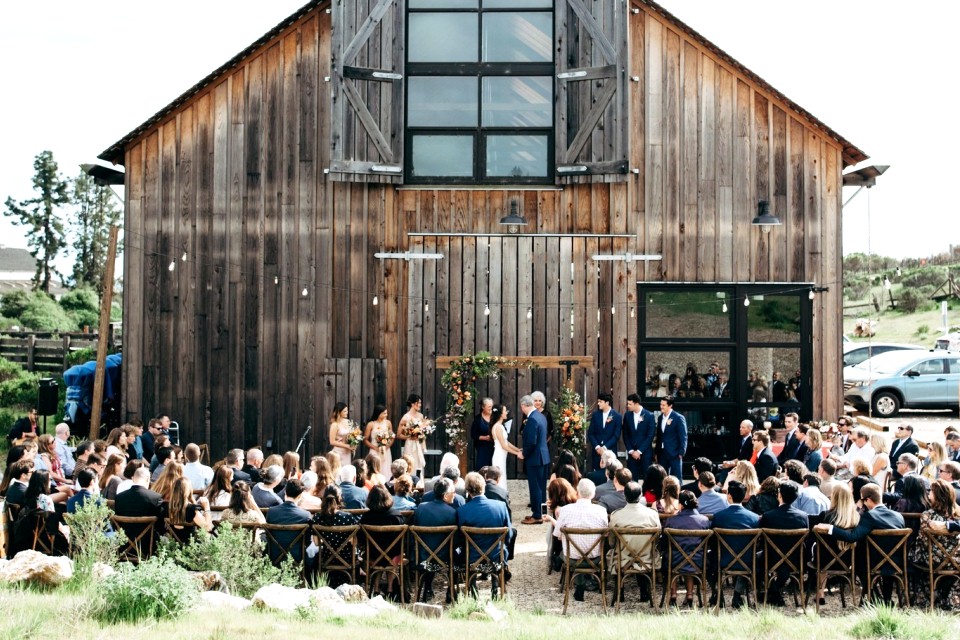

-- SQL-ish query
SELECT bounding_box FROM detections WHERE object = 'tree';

[70,171,120,296]
[3,151,70,293]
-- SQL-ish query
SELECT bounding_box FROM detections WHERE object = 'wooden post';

[89,225,119,441]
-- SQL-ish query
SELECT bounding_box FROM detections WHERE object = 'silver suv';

[844,350,960,417]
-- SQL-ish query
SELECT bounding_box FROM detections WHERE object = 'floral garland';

[440,352,514,457]
[550,386,586,463]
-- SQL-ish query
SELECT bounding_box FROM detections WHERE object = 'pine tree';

[3,150,70,293]
[70,171,120,296]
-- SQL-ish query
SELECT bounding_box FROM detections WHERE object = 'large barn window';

[405,0,554,184]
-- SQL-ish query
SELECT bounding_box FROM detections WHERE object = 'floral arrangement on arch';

[550,386,586,463]
[439,351,514,457]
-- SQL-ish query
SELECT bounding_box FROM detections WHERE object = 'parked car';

[841,341,924,368]
[844,349,960,417]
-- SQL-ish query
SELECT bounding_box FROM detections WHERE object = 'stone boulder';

[0,550,73,586]
[253,584,325,612]
[200,591,253,610]
[335,583,368,602]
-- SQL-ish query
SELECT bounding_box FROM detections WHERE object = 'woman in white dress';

[363,404,394,472]
[397,394,426,475]
[328,402,355,468]
[490,405,522,487]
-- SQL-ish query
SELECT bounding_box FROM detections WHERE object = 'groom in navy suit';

[623,392,656,480]
[588,392,622,472]
[654,395,687,479]
[521,395,550,525]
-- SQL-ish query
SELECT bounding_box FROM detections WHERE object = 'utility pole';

[89,225,119,441]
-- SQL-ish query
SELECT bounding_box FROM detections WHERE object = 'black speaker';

[38,378,58,417]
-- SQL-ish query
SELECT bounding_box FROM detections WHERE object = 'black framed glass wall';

[638,284,813,440]
[405,0,554,184]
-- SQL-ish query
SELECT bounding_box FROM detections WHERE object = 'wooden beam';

[89,225,119,441]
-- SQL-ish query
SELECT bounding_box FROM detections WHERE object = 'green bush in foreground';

[96,555,199,623]
[64,499,125,583]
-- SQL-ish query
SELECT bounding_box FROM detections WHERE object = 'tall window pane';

[485,135,547,177]
[410,135,474,178]
[747,295,801,343]
[409,14,478,62]
[644,352,731,400]
[408,77,478,127]
[482,12,552,62]
[482,77,551,127]
[644,290,732,339]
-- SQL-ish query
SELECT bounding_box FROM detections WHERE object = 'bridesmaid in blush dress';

[397,394,426,475]
[328,402,355,468]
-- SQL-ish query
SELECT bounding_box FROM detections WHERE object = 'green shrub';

[0,291,31,319]
[0,315,18,331]
[64,499,125,583]
[59,288,99,314]
[19,293,76,332]
[163,522,303,598]
[96,555,199,623]
[68,309,100,332]
[66,347,97,368]
[915,324,930,337]
[898,289,929,314]
[0,368,41,409]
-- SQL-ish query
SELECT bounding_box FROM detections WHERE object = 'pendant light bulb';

[743,297,750,307]
[373,295,379,306]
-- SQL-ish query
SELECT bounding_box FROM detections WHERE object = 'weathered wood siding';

[121,1,846,465]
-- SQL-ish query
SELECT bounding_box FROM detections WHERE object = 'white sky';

[0,0,955,261]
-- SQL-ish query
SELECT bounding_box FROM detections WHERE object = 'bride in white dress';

[490,405,522,487]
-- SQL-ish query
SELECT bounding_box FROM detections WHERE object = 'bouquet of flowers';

[551,387,586,463]
[374,430,395,448]
[345,422,364,449]
[407,417,436,442]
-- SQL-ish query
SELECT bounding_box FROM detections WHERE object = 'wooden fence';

[0,327,120,373]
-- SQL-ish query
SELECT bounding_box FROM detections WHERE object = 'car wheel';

[872,392,900,418]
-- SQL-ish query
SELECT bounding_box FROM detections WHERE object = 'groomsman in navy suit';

[588,392,622,472]
[654,396,687,479]
[623,392,656,480]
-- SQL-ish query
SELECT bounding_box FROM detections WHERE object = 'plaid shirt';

[555,498,609,558]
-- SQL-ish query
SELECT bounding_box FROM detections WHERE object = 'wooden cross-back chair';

[31,511,59,555]
[865,528,912,607]
[3,502,21,558]
[713,527,762,612]
[919,528,960,611]
[460,526,508,601]
[408,525,458,603]
[808,530,856,612]
[362,524,409,603]
[261,522,311,569]
[608,526,660,613]
[559,526,608,614]
[110,515,158,564]
[313,524,361,587]
[761,528,808,609]
[661,528,713,609]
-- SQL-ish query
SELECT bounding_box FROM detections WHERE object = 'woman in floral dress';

[909,479,960,609]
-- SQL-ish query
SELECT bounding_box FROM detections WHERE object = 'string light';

[181,252,187,261]
[883,276,892,290]
[526,308,532,319]
[372,295,379,306]
[167,261,175,271]
[629,307,635,318]
[611,305,616,315]
[301,287,308,297]
[424,301,429,312]
[274,275,279,285]
[743,297,750,307]
[722,302,728,313]
[809,289,815,300]
[484,303,490,316]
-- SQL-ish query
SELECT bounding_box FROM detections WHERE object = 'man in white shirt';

[182,443,214,490]
[548,479,608,602]
[54,422,76,478]
[836,427,875,472]
[793,473,830,516]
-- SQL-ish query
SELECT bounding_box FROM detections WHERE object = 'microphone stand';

[295,425,312,464]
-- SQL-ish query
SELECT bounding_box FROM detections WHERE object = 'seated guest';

[309,455,335,498]
[337,464,369,509]
[893,474,929,515]
[298,471,324,509]
[657,476,681,516]
[252,465,285,508]
[459,471,513,597]
[586,449,618,488]
[205,465,234,507]
[220,480,266,527]
[391,474,417,511]
[225,448,252,484]
[70,441,95,482]
[67,468,102,514]
[712,480,760,608]
[594,459,623,502]
[884,453,927,506]
[10,470,70,555]
[548,479,608,601]
[482,466,510,509]
[794,473,830,516]
[99,454,125,501]
[818,459,841,501]
[400,454,423,489]
[411,476,458,602]
[360,485,407,599]
[385,458,408,494]
[608,481,660,604]
[746,476,780,516]
[937,461,960,502]
[115,467,163,520]
[907,480,960,608]
[812,484,860,603]
[243,448,264,484]
[150,446,175,483]
[804,428,824,474]
[282,451,301,483]
[752,430,779,483]
[550,449,582,485]
[3,460,33,507]
[664,490,710,607]
[424,453,465,496]
[555,464,580,488]
[642,464,667,506]
[599,467,632,514]
[546,477,579,571]
[422,467,466,507]
[166,477,213,542]
[364,452,387,487]
[681,458,714,497]
[265,478,311,564]
[312,484,361,587]
[183,443,214,490]
[150,461,183,502]
[695,471,727,516]
[760,481,809,606]
[115,459,147,495]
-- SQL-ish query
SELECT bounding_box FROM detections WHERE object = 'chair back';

[865,527,912,605]
[3,502,21,558]
[30,510,58,555]
[361,524,409,602]
[110,515,158,563]
[313,524,361,585]
[261,522,311,566]
[714,527,761,574]
[559,526,608,614]
[663,528,712,575]
[609,526,660,573]
[408,524,458,603]
[920,528,960,611]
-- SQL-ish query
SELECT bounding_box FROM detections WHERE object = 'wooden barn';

[99,0,866,473]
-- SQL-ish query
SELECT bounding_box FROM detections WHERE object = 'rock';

[190,570,227,592]
[91,563,115,580]
[335,583,368,602]
[468,612,489,621]
[200,591,252,610]
[312,586,343,604]
[0,550,73,585]
[483,602,507,622]
[365,595,396,612]
[412,602,443,618]
[252,584,318,612]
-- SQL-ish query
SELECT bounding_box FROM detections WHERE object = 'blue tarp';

[62,353,122,424]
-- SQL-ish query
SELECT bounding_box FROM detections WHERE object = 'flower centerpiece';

[550,386,586,463]
[345,422,364,449]
[439,351,514,457]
